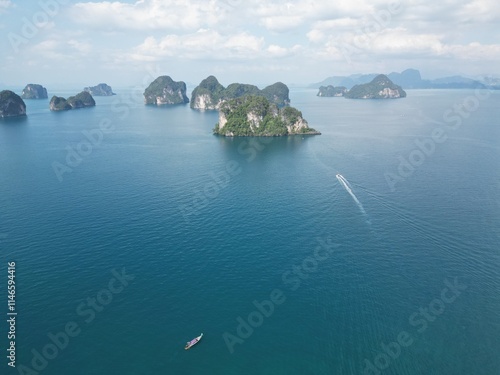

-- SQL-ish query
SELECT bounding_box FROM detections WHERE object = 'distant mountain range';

[310,69,500,90]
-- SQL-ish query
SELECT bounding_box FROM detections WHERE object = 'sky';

[1,0,500,89]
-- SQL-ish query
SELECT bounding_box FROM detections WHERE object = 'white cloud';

[267,44,289,57]
[29,36,94,61]
[254,0,377,32]
[456,0,500,23]
[70,0,224,31]
[131,29,266,61]
[0,0,11,13]
[312,24,500,67]
[267,44,302,58]
[3,0,500,85]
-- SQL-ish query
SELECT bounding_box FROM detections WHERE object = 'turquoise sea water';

[1,88,499,374]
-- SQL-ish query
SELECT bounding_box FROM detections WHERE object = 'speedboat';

[185,333,203,350]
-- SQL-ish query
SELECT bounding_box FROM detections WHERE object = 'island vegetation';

[84,83,115,96]
[49,91,96,111]
[311,68,490,90]
[144,76,189,105]
[317,85,347,97]
[191,76,290,110]
[21,84,48,99]
[213,95,319,137]
[0,90,27,118]
[344,75,406,99]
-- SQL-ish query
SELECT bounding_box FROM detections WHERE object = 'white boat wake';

[336,174,367,216]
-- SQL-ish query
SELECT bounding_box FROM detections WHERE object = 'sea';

[0,87,499,375]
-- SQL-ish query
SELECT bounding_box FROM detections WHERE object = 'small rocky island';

[344,75,406,99]
[144,76,189,105]
[213,96,319,137]
[84,83,115,96]
[49,91,96,111]
[317,85,347,97]
[191,76,290,110]
[21,84,48,99]
[0,90,27,118]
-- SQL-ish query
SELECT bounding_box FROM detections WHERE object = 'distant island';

[316,75,406,99]
[49,91,96,111]
[311,68,492,90]
[213,95,319,137]
[144,76,189,105]
[84,83,115,96]
[191,76,290,110]
[344,75,406,99]
[0,90,27,118]
[21,84,48,99]
[317,85,347,97]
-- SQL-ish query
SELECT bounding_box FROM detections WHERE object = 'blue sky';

[1,0,500,88]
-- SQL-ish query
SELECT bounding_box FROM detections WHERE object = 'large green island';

[191,76,290,110]
[213,96,319,137]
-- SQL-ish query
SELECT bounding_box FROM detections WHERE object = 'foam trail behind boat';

[336,174,367,216]
[337,174,354,190]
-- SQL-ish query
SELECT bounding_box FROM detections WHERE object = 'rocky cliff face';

[144,76,189,105]
[21,84,48,99]
[49,96,72,111]
[191,93,223,110]
[214,96,319,137]
[49,91,96,111]
[317,85,347,97]
[344,75,406,99]
[377,87,404,98]
[191,76,290,110]
[261,82,290,107]
[190,76,225,110]
[84,83,115,96]
[0,90,27,118]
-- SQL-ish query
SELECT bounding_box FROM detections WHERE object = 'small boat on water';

[185,333,203,350]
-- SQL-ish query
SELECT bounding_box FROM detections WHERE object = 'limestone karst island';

[213,95,319,137]
[317,74,406,99]
[143,76,189,105]
[190,75,290,110]
[141,74,320,137]
[49,91,96,111]
[21,84,48,99]
[84,83,115,96]
[0,90,26,118]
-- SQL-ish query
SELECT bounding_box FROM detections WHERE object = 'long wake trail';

[336,174,367,216]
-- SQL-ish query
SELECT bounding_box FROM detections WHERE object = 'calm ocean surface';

[1,88,499,374]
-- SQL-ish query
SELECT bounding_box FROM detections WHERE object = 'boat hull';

[185,333,203,350]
